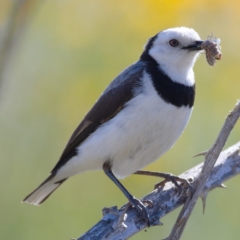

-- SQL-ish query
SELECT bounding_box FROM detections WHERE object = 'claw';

[142,199,154,208]
[128,197,152,227]
[135,170,192,197]
[154,174,193,198]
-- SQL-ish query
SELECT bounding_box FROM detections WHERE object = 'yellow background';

[1,1,240,239]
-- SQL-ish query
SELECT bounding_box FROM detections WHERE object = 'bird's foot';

[154,173,193,197]
[126,197,153,227]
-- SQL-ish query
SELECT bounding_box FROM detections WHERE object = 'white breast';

[58,72,193,180]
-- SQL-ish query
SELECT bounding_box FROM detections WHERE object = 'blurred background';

[1,0,240,239]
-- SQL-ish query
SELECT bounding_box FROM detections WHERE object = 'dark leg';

[134,170,192,194]
[103,162,152,226]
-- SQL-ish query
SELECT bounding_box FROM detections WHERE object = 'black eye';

[169,39,179,47]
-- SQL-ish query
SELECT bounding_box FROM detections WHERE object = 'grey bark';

[167,100,240,240]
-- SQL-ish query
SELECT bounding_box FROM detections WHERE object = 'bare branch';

[167,100,240,240]
[77,142,240,240]
[77,101,240,240]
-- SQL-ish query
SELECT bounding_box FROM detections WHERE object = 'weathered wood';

[77,142,240,240]
[167,100,240,240]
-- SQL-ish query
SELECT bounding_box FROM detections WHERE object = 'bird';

[23,27,204,224]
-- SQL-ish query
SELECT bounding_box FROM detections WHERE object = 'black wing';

[50,70,143,174]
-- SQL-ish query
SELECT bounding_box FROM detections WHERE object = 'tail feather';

[22,175,67,206]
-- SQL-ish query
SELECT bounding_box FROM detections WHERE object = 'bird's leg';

[103,162,152,226]
[134,170,193,196]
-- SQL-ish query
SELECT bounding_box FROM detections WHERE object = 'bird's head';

[142,27,203,85]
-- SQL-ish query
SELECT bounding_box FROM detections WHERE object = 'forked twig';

[167,100,240,240]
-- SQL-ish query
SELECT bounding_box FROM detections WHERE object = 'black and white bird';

[23,27,204,223]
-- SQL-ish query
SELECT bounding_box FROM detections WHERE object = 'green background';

[1,1,240,239]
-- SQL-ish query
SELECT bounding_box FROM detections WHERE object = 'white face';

[149,27,202,74]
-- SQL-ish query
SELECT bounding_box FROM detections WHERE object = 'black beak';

[182,40,204,51]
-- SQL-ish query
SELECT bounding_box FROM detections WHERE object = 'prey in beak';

[183,36,222,66]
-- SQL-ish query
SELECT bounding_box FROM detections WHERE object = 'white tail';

[22,176,67,205]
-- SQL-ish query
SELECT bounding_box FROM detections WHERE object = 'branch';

[77,101,240,240]
[167,100,240,240]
